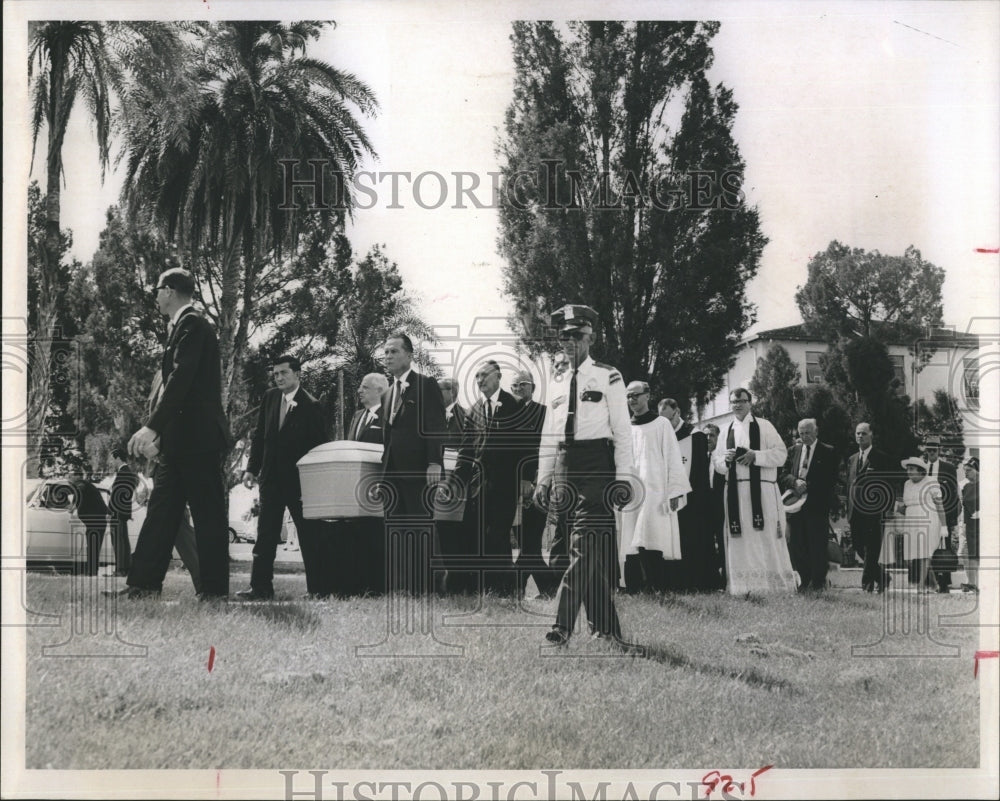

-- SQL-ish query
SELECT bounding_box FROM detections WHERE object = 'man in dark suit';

[438,378,467,451]
[381,332,446,595]
[509,369,554,597]
[921,435,960,593]
[447,360,524,596]
[69,468,109,576]
[779,418,837,591]
[703,423,727,589]
[108,447,138,576]
[659,397,718,591]
[847,422,896,593]
[238,354,329,600]
[121,267,231,600]
[338,372,388,595]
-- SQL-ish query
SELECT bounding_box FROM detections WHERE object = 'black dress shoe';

[234,588,273,601]
[545,628,569,646]
[103,586,161,600]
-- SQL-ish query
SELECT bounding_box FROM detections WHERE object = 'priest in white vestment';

[712,387,797,595]
[617,382,691,591]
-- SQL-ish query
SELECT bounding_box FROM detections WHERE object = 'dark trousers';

[110,515,131,575]
[127,452,229,597]
[515,503,556,596]
[253,481,328,596]
[467,484,517,596]
[84,524,107,576]
[852,513,888,590]
[787,509,830,590]
[933,525,956,590]
[623,549,665,593]
[552,443,622,640]
[383,474,434,595]
[435,518,474,595]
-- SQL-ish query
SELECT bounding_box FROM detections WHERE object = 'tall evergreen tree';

[498,21,766,408]
[748,344,801,443]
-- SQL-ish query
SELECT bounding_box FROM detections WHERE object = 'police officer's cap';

[551,303,598,333]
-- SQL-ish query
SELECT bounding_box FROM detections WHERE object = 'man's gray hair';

[363,372,389,394]
[798,418,818,431]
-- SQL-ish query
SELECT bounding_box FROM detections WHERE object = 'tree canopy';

[498,21,766,411]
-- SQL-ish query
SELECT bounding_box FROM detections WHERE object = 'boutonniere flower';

[286,398,298,411]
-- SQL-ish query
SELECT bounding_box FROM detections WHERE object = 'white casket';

[433,448,466,522]
[298,441,385,519]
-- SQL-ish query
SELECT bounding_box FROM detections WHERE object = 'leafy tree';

[498,21,766,409]
[795,240,945,346]
[915,389,965,457]
[118,20,379,417]
[748,344,801,443]
[27,21,182,470]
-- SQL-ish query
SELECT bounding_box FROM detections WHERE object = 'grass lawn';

[22,564,980,770]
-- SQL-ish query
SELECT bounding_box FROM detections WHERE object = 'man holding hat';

[922,435,960,593]
[534,304,639,652]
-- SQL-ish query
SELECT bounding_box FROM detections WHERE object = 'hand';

[242,471,257,490]
[520,480,534,499]
[736,450,756,467]
[794,478,807,494]
[971,512,979,520]
[426,463,443,486]
[533,481,551,510]
[724,448,737,466]
[129,426,158,459]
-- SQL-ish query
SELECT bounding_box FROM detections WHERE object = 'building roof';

[746,323,980,349]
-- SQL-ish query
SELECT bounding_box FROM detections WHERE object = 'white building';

[698,324,982,457]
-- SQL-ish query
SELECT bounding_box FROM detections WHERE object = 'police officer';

[533,304,640,652]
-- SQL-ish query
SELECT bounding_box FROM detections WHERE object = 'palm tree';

[27,21,182,471]
[119,21,379,412]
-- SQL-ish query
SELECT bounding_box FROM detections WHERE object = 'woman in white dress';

[712,388,797,595]
[881,456,946,592]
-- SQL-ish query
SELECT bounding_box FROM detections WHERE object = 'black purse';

[931,543,959,574]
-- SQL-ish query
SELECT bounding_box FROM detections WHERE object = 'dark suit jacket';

[109,464,139,521]
[381,370,446,474]
[453,389,526,501]
[246,386,328,490]
[780,440,837,516]
[71,478,108,531]
[512,398,546,485]
[443,403,468,451]
[147,307,231,458]
[846,447,896,521]
[925,458,959,528]
[348,407,384,444]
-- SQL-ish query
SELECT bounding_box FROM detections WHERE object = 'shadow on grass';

[234,602,321,632]
[639,641,797,695]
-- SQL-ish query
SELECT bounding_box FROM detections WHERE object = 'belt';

[557,438,612,452]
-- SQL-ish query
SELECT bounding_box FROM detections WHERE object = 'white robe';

[712,414,797,594]
[618,416,691,571]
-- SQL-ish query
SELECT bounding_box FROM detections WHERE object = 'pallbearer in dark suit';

[847,422,896,593]
[438,378,468,451]
[779,418,837,591]
[70,469,109,577]
[380,333,446,595]
[121,268,231,600]
[237,355,329,599]
[921,435,960,593]
[108,447,138,576]
[509,369,555,597]
[447,361,524,596]
[339,372,388,595]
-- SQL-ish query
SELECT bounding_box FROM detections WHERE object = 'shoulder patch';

[607,371,622,385]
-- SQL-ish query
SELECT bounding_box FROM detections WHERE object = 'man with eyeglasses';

[113,267,231,601]
[711,388,796,595]
[534,304,640,653]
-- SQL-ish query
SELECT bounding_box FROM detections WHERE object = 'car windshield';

[28,481,77,511]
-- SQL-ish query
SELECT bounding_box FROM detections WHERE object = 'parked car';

[228,517,255,544]
[24,478,145,568]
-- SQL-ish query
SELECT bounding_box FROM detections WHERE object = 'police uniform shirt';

[537,355,634,484]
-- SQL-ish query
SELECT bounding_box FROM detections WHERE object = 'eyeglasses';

[558,331,587,341]
[730,398,750,405]
[155,284,172,292]
[625,392,648,400]
[511,381,533,388]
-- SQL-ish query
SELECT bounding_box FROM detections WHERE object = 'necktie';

[800,444,811,478]
[279,396,289,429]
[859,451,867,473]
[486,398,493,428]
[390,380,403,424]
[564,368,578,444]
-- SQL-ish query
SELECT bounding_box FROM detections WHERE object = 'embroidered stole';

[726,418,764,536]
